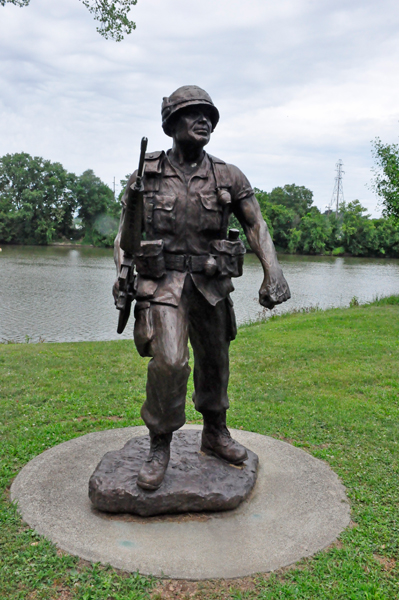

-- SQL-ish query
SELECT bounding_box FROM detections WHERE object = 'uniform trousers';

[134,274,233,435]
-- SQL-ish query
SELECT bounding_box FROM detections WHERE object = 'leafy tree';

[0,0,137,41]
[268,184,313,218]
[263,203,296,251]
[298,207,330,255]
[253,188,270,216]
[0,153,121,246]
[371,137,399,223]
[287,228,301,254]
[76,169,120,246]
[325,211,341,252]
[118,174,131,202]
[340,200,378,256]
[373,218,399,257]
[254,187,314,253]
[0,152,77,244]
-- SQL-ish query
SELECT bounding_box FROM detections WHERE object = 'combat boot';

[201,410,248,464]
[137,432,172,490]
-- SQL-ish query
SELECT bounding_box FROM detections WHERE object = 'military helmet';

[161,85,219,137]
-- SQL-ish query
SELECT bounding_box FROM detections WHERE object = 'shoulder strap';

[208,154,231,189]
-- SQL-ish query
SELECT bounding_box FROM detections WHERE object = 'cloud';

[1,0,399,214]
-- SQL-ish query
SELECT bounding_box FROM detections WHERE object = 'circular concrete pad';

[11,426,350,580]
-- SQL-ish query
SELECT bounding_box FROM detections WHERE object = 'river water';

[1,245,398,343]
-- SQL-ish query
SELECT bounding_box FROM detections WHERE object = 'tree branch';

[1,0,137,41]
[80,0,137,41]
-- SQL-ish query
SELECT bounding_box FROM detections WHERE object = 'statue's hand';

[112,278,120,304]
[259,270,291,309]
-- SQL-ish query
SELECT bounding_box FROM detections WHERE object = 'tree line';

[1,151,399,257]
[0,152,120,247]
[247,136,399,258]
[246,186,399,258]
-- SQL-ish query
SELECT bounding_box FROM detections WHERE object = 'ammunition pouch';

[134,237,246,279]
[210,238,246,278]
[135,240,166,279]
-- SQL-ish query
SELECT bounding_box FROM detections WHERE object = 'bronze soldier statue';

[114,85,290,491]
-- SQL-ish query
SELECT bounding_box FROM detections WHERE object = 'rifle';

[116,136,148,334]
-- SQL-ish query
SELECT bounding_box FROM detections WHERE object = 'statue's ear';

[166,114,179,137]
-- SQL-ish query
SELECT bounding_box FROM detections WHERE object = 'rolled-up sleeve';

[226,164,254,204]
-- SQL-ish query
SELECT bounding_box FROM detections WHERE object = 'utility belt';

[164,253,211,273]
[135,231,245,279]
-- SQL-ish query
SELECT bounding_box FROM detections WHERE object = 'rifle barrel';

[137,137,148,179]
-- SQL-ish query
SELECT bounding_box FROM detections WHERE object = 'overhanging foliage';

[0,0,137,41]
[371,137,399,223]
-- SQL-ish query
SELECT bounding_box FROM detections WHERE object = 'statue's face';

[172,107,212,147]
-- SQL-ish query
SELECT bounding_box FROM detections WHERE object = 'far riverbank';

[1,240,399,260]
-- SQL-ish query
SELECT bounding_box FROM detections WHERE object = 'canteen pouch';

[210,238,246,278]
[134,240,166,279]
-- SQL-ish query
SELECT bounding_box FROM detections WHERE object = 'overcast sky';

[1,0,399,215]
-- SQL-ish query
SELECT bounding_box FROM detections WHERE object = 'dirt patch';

[373,554,396,572]
[51,589,73,600]
[75,415,124,423]
[151,580,198,599]
[323,539,344,552]
[76,557,94,570]
[277,436,296,445]
[150,575,260,600]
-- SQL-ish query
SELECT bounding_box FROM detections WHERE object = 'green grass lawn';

[1,297,398,600]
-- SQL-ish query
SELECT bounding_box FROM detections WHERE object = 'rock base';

[89,429,258,517]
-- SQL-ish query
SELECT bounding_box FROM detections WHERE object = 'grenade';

[217,188,232,240]
[217,188,231,207]
[203,255,218,277]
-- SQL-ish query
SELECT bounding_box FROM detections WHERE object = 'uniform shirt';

[120,150,253,307]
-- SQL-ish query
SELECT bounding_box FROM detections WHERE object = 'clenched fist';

[259,268,291,310]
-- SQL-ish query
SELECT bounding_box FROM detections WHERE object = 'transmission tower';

[329,159,344,217]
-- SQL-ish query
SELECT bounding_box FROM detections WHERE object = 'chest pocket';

[153,194,176,234]
[198,193,223,232]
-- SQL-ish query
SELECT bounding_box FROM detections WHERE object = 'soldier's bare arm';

[234,194,291,309]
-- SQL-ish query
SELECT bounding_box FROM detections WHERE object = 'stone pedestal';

[89,429,258,517]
